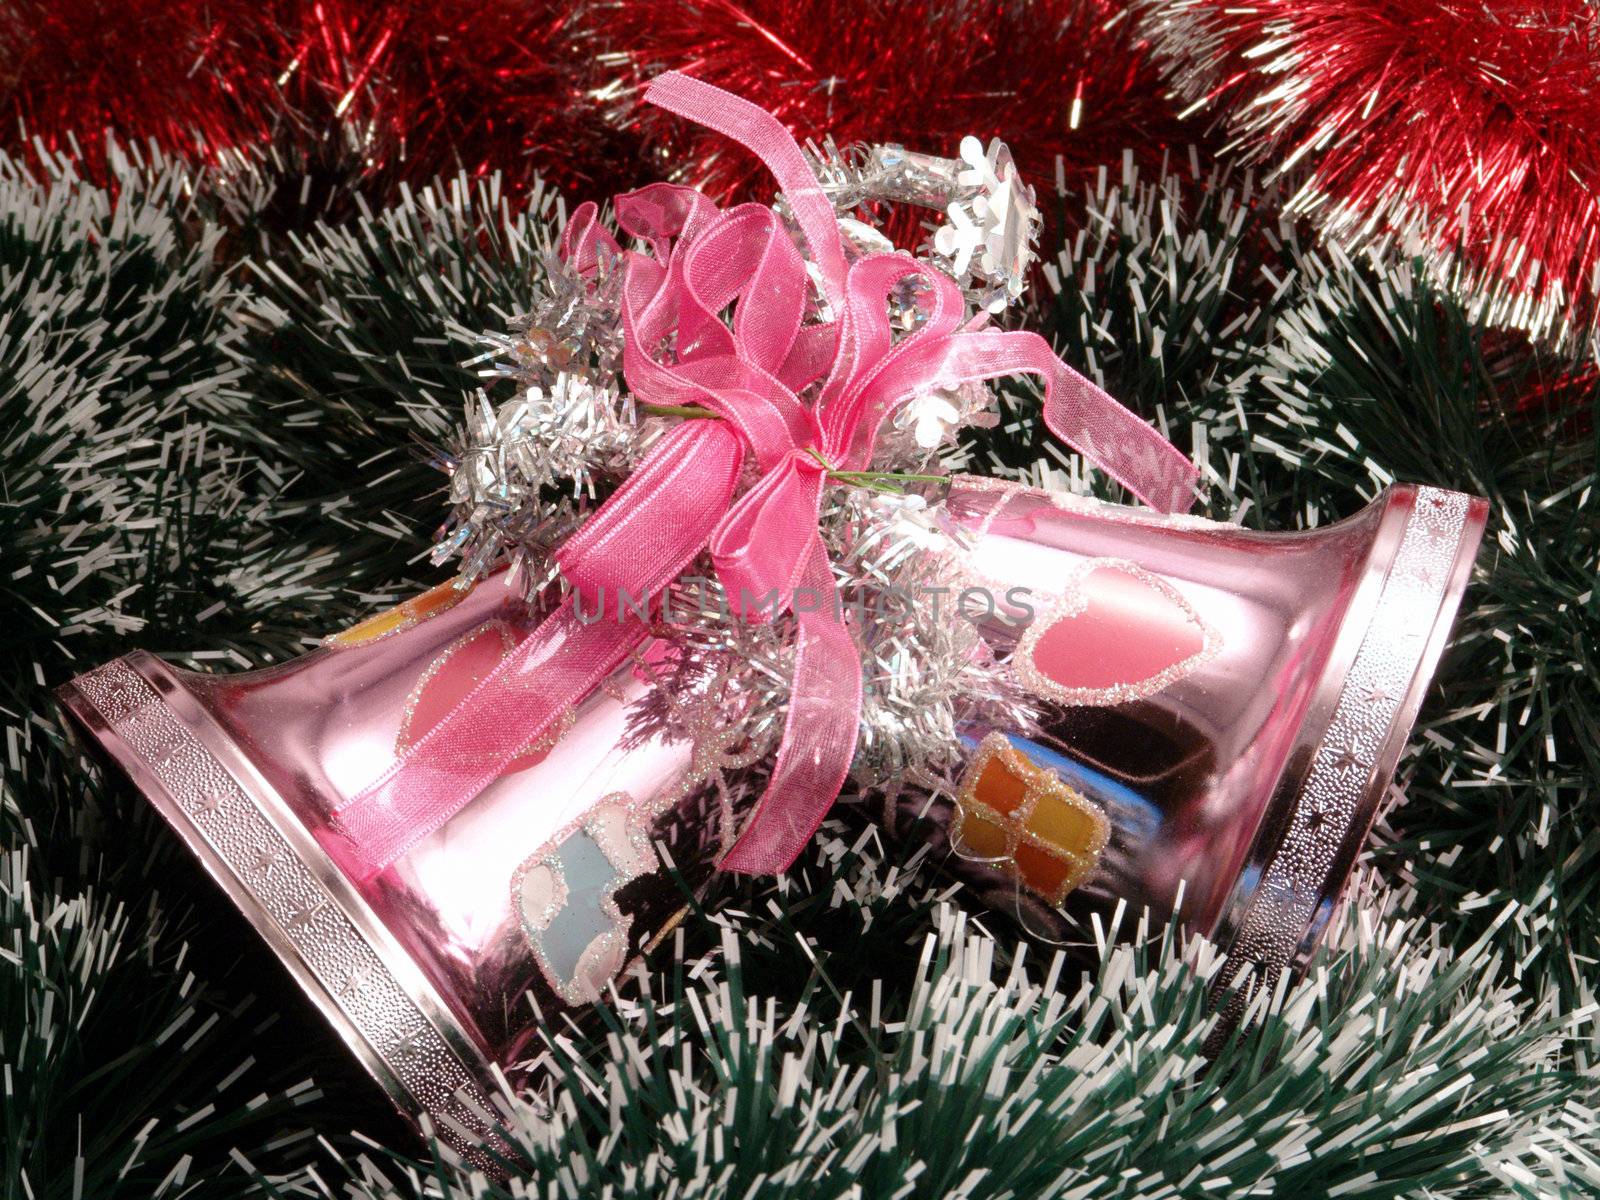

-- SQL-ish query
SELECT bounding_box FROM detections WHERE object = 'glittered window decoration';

[952,733,1109,906]
[511,794,659,1005]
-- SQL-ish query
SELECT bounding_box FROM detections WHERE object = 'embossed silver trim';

[1216,485,1485,1004]
[58,656,512,1167]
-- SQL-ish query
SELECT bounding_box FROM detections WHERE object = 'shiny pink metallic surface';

[195,581,704,1059]
[55,480,1488,1149]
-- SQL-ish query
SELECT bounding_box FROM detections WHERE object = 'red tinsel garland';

[591,0,1204,208]
[1137,0,1600,340]
[1,0,1205,216]
[0,0,637,199]
[0,0,259,169]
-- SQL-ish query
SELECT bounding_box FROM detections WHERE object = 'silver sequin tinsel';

[433,250,646,591]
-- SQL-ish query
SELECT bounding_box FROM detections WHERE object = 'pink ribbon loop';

[330,71,1199,880]
[710,452,826,615]
[559,200,619,278]
[643,72,850,314]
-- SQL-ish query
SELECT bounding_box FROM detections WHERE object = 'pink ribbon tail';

[1039,351,1197,515]
[719,536,862,874]
[332,609,645,878]
[332,420,743,877]
[645,72,849,315]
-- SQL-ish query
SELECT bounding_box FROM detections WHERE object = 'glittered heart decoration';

[398,619,570,777]
[1015,559,1216,707]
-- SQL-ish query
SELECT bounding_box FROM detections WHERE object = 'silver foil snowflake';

[934,136,1042,313]
[803,136,1042,314]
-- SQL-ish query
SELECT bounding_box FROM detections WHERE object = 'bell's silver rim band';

[1214,484,1488,1008]
[55,654,510,1168]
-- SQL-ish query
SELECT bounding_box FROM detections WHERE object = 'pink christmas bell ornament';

[55,476,1486,1153]
[54,74,1489,1158]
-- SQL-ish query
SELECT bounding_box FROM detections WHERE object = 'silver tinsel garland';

[626,488,1042,803]
[432,250,641,590]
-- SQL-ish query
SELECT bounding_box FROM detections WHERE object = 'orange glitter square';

[952,733,1109,910]
[972,754,1030,816]
[1013,842,1076,902]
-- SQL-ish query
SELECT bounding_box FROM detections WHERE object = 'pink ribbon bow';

[331,73,1198,879]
